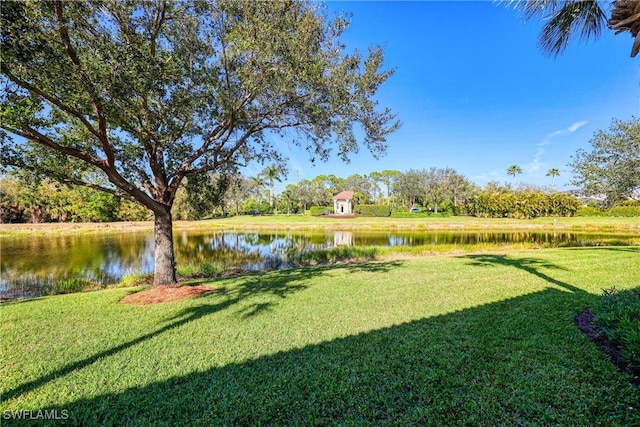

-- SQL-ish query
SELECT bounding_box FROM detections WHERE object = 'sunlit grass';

[2,216,639,237]
[195,215,640,233]
[1,247,639,425]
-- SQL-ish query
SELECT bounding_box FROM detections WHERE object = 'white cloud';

[524,120,587,179]
[547,130,565,139]
[537,139,551,147]
[541,120,588,145]
[568,121,588,133]
[527,147,545,174]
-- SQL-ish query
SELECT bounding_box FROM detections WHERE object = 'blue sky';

[258,0,640,194]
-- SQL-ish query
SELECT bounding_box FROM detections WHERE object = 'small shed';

[332,191,354,215]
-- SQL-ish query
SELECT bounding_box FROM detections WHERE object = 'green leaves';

[569,117,640,207]
[1,0,399,283]
[471,190,581,219]
[593,287,640,374]
[503,0,608,57]
[1,0,398,204]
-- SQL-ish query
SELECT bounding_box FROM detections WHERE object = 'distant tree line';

[0,167,578,222]
[2,117,636,223]
[0,173,148,223]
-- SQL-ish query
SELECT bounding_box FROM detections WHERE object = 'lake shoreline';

[1,215,639,235]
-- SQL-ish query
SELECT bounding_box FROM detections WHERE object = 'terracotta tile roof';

[332,191,354,200]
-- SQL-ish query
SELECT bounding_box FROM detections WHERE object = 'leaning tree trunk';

[153,207,178,286]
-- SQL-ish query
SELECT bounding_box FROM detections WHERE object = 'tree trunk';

[153,208,178,286]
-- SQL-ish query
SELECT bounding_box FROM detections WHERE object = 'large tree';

[0,0,400,285]
[370,169,400,200]
[393,169,425,208]
[506,0,640,57]
[441,167,477,210]
[569,117,639,207]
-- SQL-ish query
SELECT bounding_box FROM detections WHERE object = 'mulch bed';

[575,309,639,385]
[120,285,214,305]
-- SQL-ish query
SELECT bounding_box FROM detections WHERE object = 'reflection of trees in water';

[174,232,327,271]
[1,233,154,286]
[1,232,155,298]
[2,231,637,295]
[384,232,597,246]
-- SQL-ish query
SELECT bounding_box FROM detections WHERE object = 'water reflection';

[334,231,353,246]
[1,230,637,299]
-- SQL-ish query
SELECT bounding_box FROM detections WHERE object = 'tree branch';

[51,1,115,167]
[11,125,106,167]
[120,158,155,195]
[150,0,167,57]
[2,69,103,142]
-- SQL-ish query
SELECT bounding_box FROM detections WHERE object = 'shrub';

[576,206,602,217]
[576,204,640,217]
[355,204,391,217]
[608,206,640,217]
[471,191,581,218]
[593,287,640,374]
[309,206,332,216]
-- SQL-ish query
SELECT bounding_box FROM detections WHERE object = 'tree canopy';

[569,117,639,207]
[0,0,400,285]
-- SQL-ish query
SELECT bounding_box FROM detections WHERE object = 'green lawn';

[2,247,639,425]
[2,215,639,236]
[189,214,640,233]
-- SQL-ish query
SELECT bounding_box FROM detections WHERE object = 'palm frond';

[539,1,608,56]
[500,0,561,20]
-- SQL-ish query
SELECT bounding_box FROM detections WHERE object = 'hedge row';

[576,205,640,217]
[471,192,581,219]
[308,206,333,216]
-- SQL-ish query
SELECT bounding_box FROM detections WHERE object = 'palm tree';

[610,1,640,57]
[507,0,640,57]
[261,164,284,208]
[546,168,560,189]
[507,164,522,185]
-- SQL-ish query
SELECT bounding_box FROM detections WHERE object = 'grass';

[2,215,640,237]
[1,247,639,425]
[195,214,640,233]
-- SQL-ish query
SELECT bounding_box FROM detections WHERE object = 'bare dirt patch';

[120,285,214,305]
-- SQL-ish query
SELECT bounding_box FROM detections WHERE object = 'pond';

[1,229,637,299]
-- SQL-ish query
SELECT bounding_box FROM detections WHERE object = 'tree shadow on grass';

[25,288,640,426]
[458,254,586,294]
[3,260,405,402]
[565,246,640,254]
[196,259,405,319]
